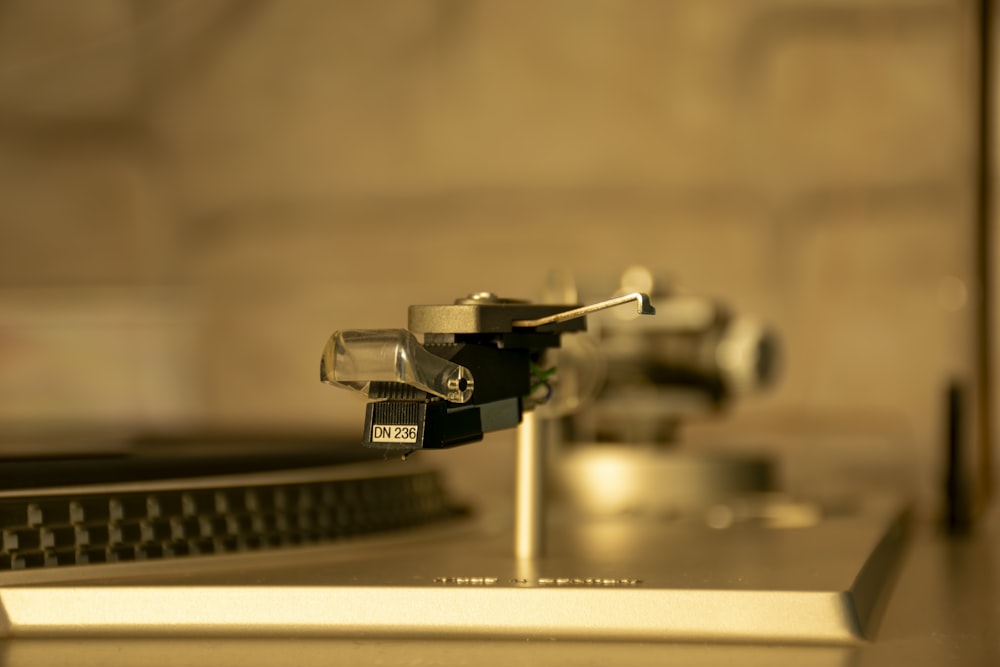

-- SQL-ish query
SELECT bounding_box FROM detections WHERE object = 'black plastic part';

[424,403,485,449]
[943,381,972,536]
[424,343,531,405]
[363,401,486,450]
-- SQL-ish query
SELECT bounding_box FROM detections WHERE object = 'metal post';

[514,410,545,559]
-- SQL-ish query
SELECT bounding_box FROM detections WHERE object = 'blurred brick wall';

[0,1,984,503]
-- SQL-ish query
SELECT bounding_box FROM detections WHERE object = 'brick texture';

[0,0,984,507]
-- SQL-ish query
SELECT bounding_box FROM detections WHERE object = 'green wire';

[528,361,557,395]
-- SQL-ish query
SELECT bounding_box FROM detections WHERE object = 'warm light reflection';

[575,454,637,514]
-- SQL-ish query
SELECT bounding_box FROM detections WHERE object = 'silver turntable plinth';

[0,483,906,645]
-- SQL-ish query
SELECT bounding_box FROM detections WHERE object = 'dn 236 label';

[371,424,418,444]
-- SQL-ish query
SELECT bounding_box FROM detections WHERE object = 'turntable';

[0,278,935,667]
